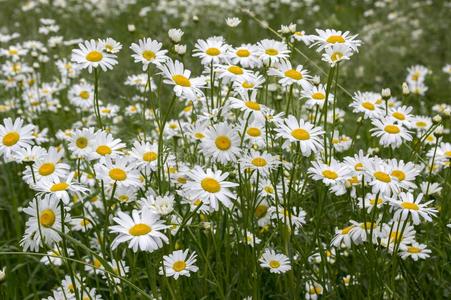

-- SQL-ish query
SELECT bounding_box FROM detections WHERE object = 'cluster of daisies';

[0,17,450,300]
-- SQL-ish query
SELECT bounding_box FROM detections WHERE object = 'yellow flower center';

[236,49,250,57]
[374,171,391,182]
[129,223,152,236]
[269,260,280,268]
[50,182,69,192]
[96,145,112,156]
[326,35,345,43]
[322,170,338,179]
[242,81,254,89]
[245,101,261,111]
[401,202,419,211]
[172,74,191,87]
[309,287,322,295]
[312,92,325,100]
[360,222,376,230]
[445,151,451,157]
[79,90,90,99]
[264,186,274,194]
[341,226,353,234]
[391,170,405,181]
[284,69,303,80]
[215,135,231,150]
[362,101,375,111]
[76,137,88,149]
[143,151,157,162]
[265,48,279,56]
[109,168,127,181]
[206,47,221,56]
[354,162,363,171]
[392,112,405,120]
[39,163,55,176]
[331,51,343,61]
[228,65,243,75]
[93,258,102,269]
[384,125,400,134]
[255,204,268,218]
[416,121,427,128]
[119,195,129,202]
[40,209,56,228]
[201,177,221,193]
[369,198,383,206]
[251,157,267,167]
[194,132,205,139]
[142,50,156,61]
[291,128,310,140]
[2,131,20,146]
[247,127,261,137]
[193,199,202,206]
[85,50,103,62]
[172,260,187,272]
[407,246,421,253]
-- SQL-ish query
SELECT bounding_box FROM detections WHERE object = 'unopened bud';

[402,82,409,95]
[432,115,442,124]
[312,75,321,85]
[381,88,391,100]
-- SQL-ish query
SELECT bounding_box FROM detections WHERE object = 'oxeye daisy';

[240,150,278,175]
[228,90,266,120]
[350,91,383,119]
[229,44,261,68]
[95,157,141,188]
[259,249,291,274]
[215,63,250,83]
[201,122,241,164]
[406,65,429,84]
[365,158,400,196]
[305,282,324,300]
[311,29,361,52]
[388,105,414,127]
[68,82,94,109]
[322,43,353,66]
[268,60,311,88]
[411,115,432,132]
[387,159,422,190]
[193,37,229,65]
[349,220,380,244]
[99,37,122,54]
[331,224,355,248]
[110,209,169,252]
[130,140,159,171]
[158,59,206,100]
[89,131,126,160]
[68,127,96,158]
[388,192,437,225]
[183,166,238,211]
[429,142,451,166]
[399,242,431,261]
[381,222,416,251]
[140,193,175,216]
[302,84,334,109]
[21,194,63,251]
[240,119,266,147]
[0,117,34,157]
[33,173,88,204]
[159,249,199,279]
[256,39,290,65]
[268,205,307,229]
[130,38,168,71]
[232,72,266,93]
[71,39,118,73]
[308,159,352,195]
[23,147,70,184]
[40,247,74,266]
[13,145,46,163]
[357,193,386,213]
[370,118,412,149]
[275,115,324,156]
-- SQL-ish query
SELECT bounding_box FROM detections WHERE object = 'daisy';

[110,208,169,252]
[71,39,118,73]
[322,43,354,66]
[256,39,290,65]
[381,222,416,251]
[232,72,266,93]
[228,44,261,68]
[370,118,412,149]
[275,115,324,156]
[350,91,383,119]
[89,131,126,160]
[140,193,175,216]
[305,282,323,300]
[399,242,431,261]
[193,37,229,65]
[411,115,432,132]
[159,249,199,279]
[308,159,352,195]
[21,194,63,251]
[95,157,141,188]
[310,29,361,52]
[215,63,250,83]
[388,192,437,225]
[68,82,94,108]
[225,17,241,27]
[68,127,96,158]
[13,145,46,163]
[33,173,88,204]
[268,60,311,88]
[183,166,238,211]
[357,193,386,213]
[387,159,422,190]
[388,105,414,127]
[241,119,266,147]
[130,140,159,171]
[406,65,429,84]
[268,205,307,229]
[201,122,241,164]
[349,220,380,244]
[331,225,355,248]
[23,147,70,184]
[130,38,168,71]
[228,90,266,120]
[259,249,291,274]
[240,150,279,175]
[158,59,206,100]
[365,158,400,196]
[99,37,122,53]
[71,217,93,232]
[0,117,34,157]
[40,247,74,266]
[302,84,334,109]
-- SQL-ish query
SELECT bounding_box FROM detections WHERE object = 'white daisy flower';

[71,39,118,73]
[159,249,199,279]
[130,38,168,71]
[259,249,291,274]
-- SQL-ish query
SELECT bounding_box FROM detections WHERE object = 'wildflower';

[71,39,118,72]
[259,249,291,274]
[159,249,199,279]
